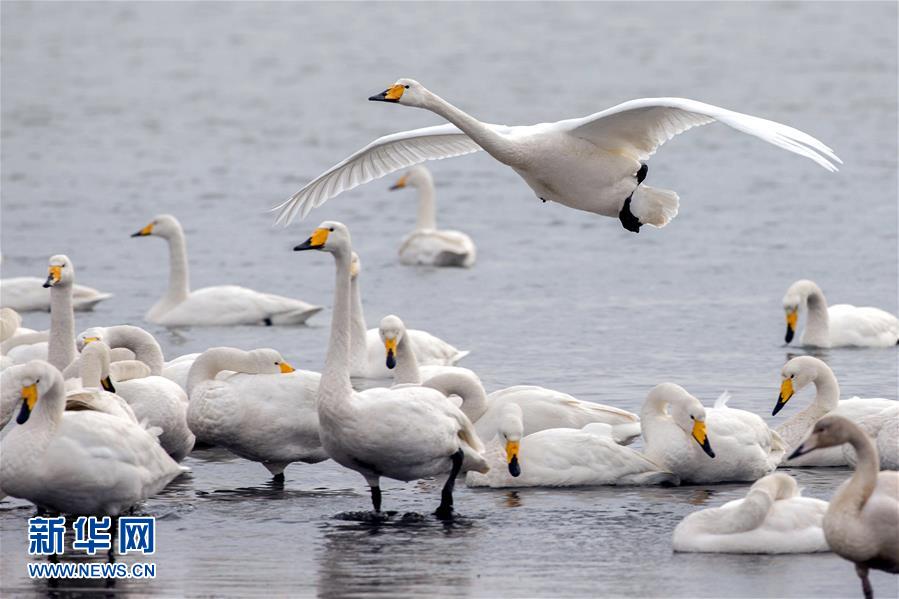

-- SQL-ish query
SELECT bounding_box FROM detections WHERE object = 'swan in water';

[274,79,839,233]
[782,280,899,347]
[0,254,111,312]
[672,472,829,553]
[790,415,899,599]
[642,384,784,483]
[0,361,185,515]
[294,221,487,517]
[379,314,478,385]
[466,403,676,488]
[775,356,896,467]
[80,335,195,462]
[131,214,322,326]
[186,347,325,479]
[388,166,476,267]
[347,249,469,378]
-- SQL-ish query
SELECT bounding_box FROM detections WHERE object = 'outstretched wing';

[559,98,841,170]
[273,124,483,225]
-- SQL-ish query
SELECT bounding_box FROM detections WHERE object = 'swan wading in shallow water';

[131,214,322,326]
[0,361,185,515]
[642,384,785,483]
[672,472,829,554]
[294,221,487,518]
[775,356,896,467]
[186,347,325,479]
[782,279,899,347]
[274,79,839,233]
[388,166,476,267]
[790,416,899,599]
[465,403,675,488]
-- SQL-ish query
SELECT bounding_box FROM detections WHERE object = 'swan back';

[187,347,287,394]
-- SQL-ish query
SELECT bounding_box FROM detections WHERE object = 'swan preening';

[0,361,185,515]
[274,79,839,233]
[132,214,322,326]
[294,221,487,517]
[790,416,899,599]
[672,472,829,554]
[389,166,476,267]
[782,280,899,348]
[775,356,897,467]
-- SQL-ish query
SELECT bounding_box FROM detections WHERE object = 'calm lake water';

[1,2,897,597]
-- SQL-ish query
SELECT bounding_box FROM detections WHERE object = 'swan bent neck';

[186,348,259,395]
[391,332,421,385]
[423,371,489,423]
[79,343,111,389]
[797,281,830,346]
[104,326,165,375]
[421,90,516,164]
[833,429,880,514]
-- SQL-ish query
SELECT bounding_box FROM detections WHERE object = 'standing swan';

[274,79,839,232]
[294,221,487,517]
[782,279,899,347]
[790,416,899,599]
[388,166,476,267]
[672,472,829,553]
[774,356,896,467]
[131,214,322,326]
[0,361,185,515]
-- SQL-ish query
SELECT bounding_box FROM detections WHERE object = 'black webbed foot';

[619,197,642,233]
[636,163,648,184]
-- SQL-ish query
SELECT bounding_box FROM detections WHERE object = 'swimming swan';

[378,314,478,385]
[466,403,675,488]
[347,250,469,378]
[844,405,899,471]
[790,415,899,599]
[0,258,111,313]
[274,79,839,233]
[672,472,828,553]
[388,166,476,267]
[775,356,896,467]
[132,214,322,326]
[294,221,487,517]
[642,384,784,483]
[186,347,325,479]
[0,361,185,515]
[782,280,899,347]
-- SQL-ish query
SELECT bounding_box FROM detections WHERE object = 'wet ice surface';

[1,1,897,597]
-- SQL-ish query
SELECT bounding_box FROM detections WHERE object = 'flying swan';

[274,79,840,233]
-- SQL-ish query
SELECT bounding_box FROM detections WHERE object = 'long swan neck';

[79,347,109,389]
[47,284,75,371]
[348,275,368,373]
[811,363,840,412]
[32,370,65,429]
[833,430,880,514]
[424,372,489,423]
[164,226,191,304]
[392,333,422,385]
[803,283,830,345]
[107,326,165,375]
[187,348,254,395]
[422,91,514,163]
[321,250,354,398]
[415,179,437,230]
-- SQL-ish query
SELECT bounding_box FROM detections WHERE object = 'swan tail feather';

[451,350,471,364]
[267,306,324,325]
[630,185,679,228]
[714,390,732,409]
[611,421,642,445]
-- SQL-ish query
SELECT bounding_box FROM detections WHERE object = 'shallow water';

[1,2,897,597]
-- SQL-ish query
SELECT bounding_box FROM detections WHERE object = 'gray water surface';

[1,2,897,597]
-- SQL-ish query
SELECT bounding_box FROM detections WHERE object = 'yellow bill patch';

[82,336,100,345]
[279,362,295,374]
[392,175,408,189]
[505,440,520,464]
[48,265,62,284]
[384,84,405,101]
[384,337,397,354]
[691,420,707,445]
[137,223,154,236]
[22,383,38,411]
[310,227,329,247]
[786,309,798,331]
[780,378,794,402]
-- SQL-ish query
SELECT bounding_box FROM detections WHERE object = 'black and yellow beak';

[369,84,405,103]
[773,378,794,416]
[82,336,100,345]
[691,420,715,458]
[293,228,330,251]
[279,362,295,374]
[389,175,408,191]
[131,222,154,238]
[17,383,38,424]
[784,309,798,343]
[506,440,521,477]
[384,338,397,369]
[101,376,116,393]
[43,266,61,288]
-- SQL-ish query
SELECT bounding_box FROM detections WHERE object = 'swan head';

[13,360,59,425]
[369,78,428,108]
[43,255,74,289]
[650,383,715,458]
[789,414,858,460]
[131,214,181,239]
[782,280,817,343]
[76,326,107,352]
[378,314,406,370]
[774,356,821,415]
[389,165,433,191]
[250,348,295,374]
[350,252,361,280]
[497,403,523,477]
[293,221,351,256]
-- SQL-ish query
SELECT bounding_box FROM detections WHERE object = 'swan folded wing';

[560,98,840,170]
[273,124,484,225]
[829,304,899,344]
[492,385,638,431]
[165,286,319,325]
